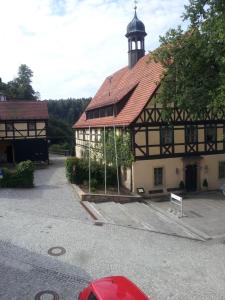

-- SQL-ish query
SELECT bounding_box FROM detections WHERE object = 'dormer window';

[86,105,114,120]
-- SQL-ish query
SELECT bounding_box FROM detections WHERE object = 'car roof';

[91,276,149,300]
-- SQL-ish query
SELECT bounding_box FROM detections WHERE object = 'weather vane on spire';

[134,0,138,11]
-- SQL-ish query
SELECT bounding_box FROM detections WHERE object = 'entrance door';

[185,164,197,191]
[6,145,13,163]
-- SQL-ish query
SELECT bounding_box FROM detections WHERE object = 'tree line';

[47,98,90,150]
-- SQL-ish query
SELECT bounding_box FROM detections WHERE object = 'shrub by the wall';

[65,157,117,187]
[0,160,34,188]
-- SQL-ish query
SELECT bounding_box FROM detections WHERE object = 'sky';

[0,0,189,100]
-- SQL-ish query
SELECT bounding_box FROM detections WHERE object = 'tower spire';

[125,2,147,68]
[134,0,138,14]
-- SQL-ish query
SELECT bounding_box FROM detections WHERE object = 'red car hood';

[91,276,149,300]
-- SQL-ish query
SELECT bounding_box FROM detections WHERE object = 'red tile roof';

[74,55,163,128]
[0,101,49,121]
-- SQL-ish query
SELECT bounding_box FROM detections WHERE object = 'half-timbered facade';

[73,9,225,194]
[0,101,49,163]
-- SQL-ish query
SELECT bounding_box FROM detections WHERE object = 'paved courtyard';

[150,192,225,240]
[0,155,225,299]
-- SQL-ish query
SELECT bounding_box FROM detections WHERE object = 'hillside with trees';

[47,98,90,153]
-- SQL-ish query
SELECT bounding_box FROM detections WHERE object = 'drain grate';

[34,290,59,300]
[48,247,66,257]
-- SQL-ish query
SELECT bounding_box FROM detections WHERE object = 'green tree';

[0,78,7,94]
[47,98,91,126]
[6,64,38,100]
[91,129,134,168]
[47,117,73,145]
[151,0,225,117]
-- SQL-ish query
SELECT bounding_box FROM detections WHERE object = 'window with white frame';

[219,161,225,178]
[154,167,163,186]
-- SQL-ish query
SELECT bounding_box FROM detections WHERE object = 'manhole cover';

[34,290,59,300]
[48,246,66,256]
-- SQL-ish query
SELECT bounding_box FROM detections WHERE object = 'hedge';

[0,160,34,188]
[65,157,117,188]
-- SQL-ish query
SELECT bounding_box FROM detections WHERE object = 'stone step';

[123,202,200,238]
[123,202,177,233]
[82,201,109,223]
[93,202,142,227]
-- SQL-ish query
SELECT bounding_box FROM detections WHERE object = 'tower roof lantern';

[126,6,147,37]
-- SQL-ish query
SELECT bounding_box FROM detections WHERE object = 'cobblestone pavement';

[0,156,225,299]
[0,155,91,221]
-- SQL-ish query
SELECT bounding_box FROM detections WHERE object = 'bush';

[65,157,117,188]
[179,180,185,190]
[203,179,208,188]
[0,160,34,188]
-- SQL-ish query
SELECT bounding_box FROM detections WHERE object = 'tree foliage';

[47,98,90,126]
[91,129,134,168]
[151,0,225,117]
[47,117,73,145]
[47,98,91,150]
[1,64,38,100]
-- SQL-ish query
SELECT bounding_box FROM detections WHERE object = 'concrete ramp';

[83,201,206,240]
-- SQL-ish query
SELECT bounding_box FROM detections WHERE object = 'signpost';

[170,193,183,218]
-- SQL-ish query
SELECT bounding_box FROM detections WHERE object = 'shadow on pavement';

[0,240,92,300]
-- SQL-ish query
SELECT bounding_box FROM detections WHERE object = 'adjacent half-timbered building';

[73,8,225,194]
[0,100,49,163]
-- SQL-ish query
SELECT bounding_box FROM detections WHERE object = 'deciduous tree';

[6,64,37,100]
[151,0,225,117]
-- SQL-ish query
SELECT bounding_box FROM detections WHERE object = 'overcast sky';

[0,0,189,99]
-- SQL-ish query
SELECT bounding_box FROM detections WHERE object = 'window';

[87,292,98,300]
[100,108,105,117]
[154,167,163,186]
[186,125,198,143]
[86,106,114,119]
[93,109,99,118]
[106,106,114,116]
[86,111,94,119]
[219,161,225,178]
[205,125,216,143]
[161,126,173,145]
[28,122,35,131]
[6,122,13,131]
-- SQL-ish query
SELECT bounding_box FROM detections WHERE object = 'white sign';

[170,193,183,218]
